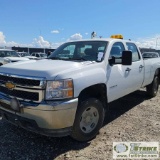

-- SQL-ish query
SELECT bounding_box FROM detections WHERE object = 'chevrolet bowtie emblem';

[5,82,15,90]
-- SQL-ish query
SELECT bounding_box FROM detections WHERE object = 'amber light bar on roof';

[110,34,123,39]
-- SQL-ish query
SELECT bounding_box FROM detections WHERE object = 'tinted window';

[126,43,140,62]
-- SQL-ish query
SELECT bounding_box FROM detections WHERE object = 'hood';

[4,57,29,61]
[0,59,93,79]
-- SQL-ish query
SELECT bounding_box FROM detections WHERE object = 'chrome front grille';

[0,73,46,102]
[0,74,41,86]
[0,86,39,101]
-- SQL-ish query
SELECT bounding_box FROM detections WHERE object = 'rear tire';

[71,98,105,142]
[146,76,159,97]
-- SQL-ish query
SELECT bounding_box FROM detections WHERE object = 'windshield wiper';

[48,57,89,61]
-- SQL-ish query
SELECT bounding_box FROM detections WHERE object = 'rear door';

[126,42,144,91]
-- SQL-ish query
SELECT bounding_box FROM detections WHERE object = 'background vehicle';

[18,52,30,57]
[31,52,47,59]
[0,49,29,66]
[18,52,38,60]
[142,52,159,59]
[0,35,160,141]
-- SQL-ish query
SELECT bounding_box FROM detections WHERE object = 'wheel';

[71,98,105,142]
[146,76,159,97]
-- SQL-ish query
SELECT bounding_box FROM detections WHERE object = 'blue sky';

[0,0,160,49]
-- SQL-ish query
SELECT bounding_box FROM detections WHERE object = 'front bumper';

[0,95,78,137]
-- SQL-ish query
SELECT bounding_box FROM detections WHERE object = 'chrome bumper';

[0,95,78,136]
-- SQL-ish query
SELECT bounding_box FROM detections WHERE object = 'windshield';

[49,41,108,61]
[0,51,20,57]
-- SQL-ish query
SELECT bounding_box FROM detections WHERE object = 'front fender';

[55,63,107,98]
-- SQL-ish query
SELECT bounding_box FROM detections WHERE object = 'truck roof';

[67,38,135,44]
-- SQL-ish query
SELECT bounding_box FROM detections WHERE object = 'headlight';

[45,79,73,100]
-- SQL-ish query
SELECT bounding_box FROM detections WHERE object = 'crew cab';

[0,49,29,66]
[0,35,160,141]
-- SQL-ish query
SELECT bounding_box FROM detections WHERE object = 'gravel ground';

[0,89,160,160]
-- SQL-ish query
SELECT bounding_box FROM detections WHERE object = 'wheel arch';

[154,68,160,85]
[78,83,108,108]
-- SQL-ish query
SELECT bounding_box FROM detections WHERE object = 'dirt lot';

[0,89,160,160]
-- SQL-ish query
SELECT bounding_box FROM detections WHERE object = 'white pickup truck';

[0,35,160,141]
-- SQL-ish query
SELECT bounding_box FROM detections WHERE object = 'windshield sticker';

[97,52,104,61]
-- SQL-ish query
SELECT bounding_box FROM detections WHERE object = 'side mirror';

[108,56,115,65]
[122,51,132,65]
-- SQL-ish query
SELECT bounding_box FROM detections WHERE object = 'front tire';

[146,76,159,97]
[71,98,105,142]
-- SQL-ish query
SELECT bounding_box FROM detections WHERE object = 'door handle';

[139,65,144,69]
[125,68,131,72]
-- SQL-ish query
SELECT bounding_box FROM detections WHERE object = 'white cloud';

[33,36,62,48]
[0,31,6,46]
[68,33,83,41]
[136,34,160,49]
[0,32,61,48]
[33,36,50,48]
[51,30,60,34]
[85,32,89,35]
[0,31,34,47]
[4,31,160,50]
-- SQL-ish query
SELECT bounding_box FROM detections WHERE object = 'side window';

[110,42,125,58]
[109,42,125,64]
[126,43,140,62]
[36,54,40,57]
